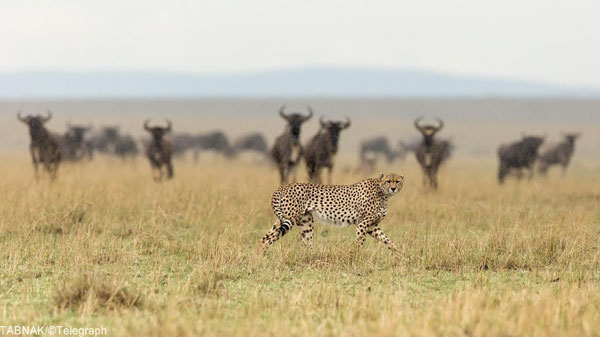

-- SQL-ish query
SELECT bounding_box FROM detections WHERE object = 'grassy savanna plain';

[0,151,599,337]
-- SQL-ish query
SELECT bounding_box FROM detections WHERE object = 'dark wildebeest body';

[497,135,545,184]
[537,133,580,176]
[90,126,120,154]
[171,131,234,160]
[414,117,452,189]
[360,137,393,163]
[358,138,409,172]
[271,106,313,185]
[17,111,61,180]
[62,123,92,161]
[304,117,351,184]
[171,133,197,158]
[234,133,268,154]
[115,134,138,159]
[88,126,138,160]
[194,131,234,159]
[144,120,173,181]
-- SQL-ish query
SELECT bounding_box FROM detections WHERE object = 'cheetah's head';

[378,173,404,196]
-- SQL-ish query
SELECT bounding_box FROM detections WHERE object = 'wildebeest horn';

[42,110,52,122]
[144,119,152,131]
[436,118,444,130]
[342,117,351,129]
[319,116,329,128]
[278,105,289,120]
[17,111,29,123]
[414,116,424,131]
[303,106,314,121]
[165,119,172,132]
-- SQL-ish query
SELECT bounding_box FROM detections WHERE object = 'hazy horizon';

[2,67,598,99]
[3,0,600,87]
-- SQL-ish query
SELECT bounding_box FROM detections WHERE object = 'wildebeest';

[358,137,409,171]
[115,134,139,159]
[171,133,198,158]
[194,131,235,159]
[90,126,120,155]
[304,116,351,184]
[271,105,313,184]
[171,131,234,160]
[144,119,173,181]
[360,137,394,164]
[234,133,268,154]
[17,110,61,180]
[88,126,138,160]
[62,122,93,161]
[497,134,545,184]
[537,133,581,176]
[413,117,452,189]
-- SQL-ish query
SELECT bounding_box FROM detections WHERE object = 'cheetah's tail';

[271,189,292,235]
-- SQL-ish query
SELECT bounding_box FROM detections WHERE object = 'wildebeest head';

[562,132,581,145]
[66,122,92,142]
[521,134,545,150]
[101,126,120,142]
[279,105,313,138]
[144,119,172,141]
[319,116,351,153]
[414,117,444,146]
[17,110,52,131]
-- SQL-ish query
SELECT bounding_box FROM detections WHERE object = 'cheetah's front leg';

[355,219,375,247]
[367,226,398,251]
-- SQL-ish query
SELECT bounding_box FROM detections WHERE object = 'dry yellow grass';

[0,153,599,337]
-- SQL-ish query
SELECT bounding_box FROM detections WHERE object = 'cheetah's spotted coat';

[261,173,404,251]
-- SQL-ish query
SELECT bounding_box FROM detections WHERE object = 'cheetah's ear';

[379,173,385,180]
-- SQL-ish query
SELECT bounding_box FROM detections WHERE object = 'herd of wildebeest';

[16,108,581,187]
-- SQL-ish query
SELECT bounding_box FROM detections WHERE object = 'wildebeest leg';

[296,213,314,249]
[260,218,294,251]
[430,166,439,189]
[528,165,535,180]
[278,164,287,185]
[149,158,162,182]
[537,162,549,176]
[498,162,508,184]
[291,164,298,183]
[306,162,317,184]
[420,165,428,186]
[326,165,333,184]
[49,161,59,181]
[166,161,174,179]
[314,168,323,184]
[367,225,398,251]
[30,146,40,180]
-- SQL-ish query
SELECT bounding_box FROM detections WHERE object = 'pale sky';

[1,0,599,86]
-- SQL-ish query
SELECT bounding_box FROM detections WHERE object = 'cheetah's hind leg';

[260,218,294,252]
[297,213,314,249]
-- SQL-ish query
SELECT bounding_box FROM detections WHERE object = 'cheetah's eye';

[396,180,400,184]
[386,180,391,184]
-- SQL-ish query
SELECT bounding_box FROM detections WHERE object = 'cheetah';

[260,173,404,251]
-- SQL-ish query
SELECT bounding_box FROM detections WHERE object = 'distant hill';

[0,68,597,99]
